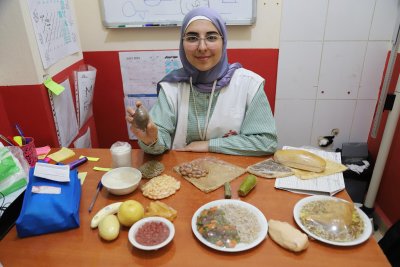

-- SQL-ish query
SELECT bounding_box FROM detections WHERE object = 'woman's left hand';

[176,141,209,152]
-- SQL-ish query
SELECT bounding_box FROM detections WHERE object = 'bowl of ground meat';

[128,217,175,250]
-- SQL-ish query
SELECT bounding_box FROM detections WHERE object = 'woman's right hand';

[126,101,158,146]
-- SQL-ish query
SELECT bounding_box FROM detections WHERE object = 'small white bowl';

[101,167,142,195]
[128,217,175,250]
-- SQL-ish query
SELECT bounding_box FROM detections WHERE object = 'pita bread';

[247,158,294,178]
[174,157,245,193]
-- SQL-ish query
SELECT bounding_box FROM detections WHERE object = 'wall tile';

[280,0,328,41]
[350,100,377,142]
[325,0,375,41]
[276,41,322,99]
[275,99,315,148]
[318,41,367,99]
[359,41,390,99]
[370,0,399,40]
[311,100,356,149]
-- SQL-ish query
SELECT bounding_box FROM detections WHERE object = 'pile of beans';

[178,163,208,178]
[135,221,170,246]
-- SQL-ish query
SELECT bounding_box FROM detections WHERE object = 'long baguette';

[273,149,326,173]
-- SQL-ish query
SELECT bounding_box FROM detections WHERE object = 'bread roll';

[273,149,326,173]
[247,159,294,178]
[268,219,309,252]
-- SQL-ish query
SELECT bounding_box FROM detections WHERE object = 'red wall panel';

[0,59,99,148]
[368,52,400,225]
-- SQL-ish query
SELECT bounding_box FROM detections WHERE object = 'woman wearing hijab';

[126,7,277,156]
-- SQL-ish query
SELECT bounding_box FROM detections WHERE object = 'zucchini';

[224,182,232,199]
[238,174,257,197]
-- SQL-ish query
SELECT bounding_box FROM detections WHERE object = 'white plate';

[293,195,372,246]
[191,199,268,252]
[128,217,175,250]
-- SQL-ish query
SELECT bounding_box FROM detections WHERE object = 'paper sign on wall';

[48,79,79,147]
[74,66,96,128]
[27,0,80,69]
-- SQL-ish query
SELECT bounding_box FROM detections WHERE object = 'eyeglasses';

[182,34,223,48]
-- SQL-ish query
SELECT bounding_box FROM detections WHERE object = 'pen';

[15,123,26,145]
[88,181,103,213]
[15,123,24,137]
[0,134,14,146]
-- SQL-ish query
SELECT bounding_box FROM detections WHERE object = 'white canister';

[110,141,132,168]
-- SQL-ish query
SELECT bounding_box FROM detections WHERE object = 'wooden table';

[0,149,390,266]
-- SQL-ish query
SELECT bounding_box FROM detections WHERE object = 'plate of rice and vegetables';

[191,199,268,252]
[293,195,372,246]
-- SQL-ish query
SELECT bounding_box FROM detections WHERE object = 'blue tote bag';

[16,167,81,237]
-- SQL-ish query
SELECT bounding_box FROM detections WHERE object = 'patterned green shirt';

[139,83,277,156]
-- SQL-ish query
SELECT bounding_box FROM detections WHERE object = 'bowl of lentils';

[128,217,175,250]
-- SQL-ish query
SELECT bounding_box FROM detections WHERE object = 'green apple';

[117,200,144,227]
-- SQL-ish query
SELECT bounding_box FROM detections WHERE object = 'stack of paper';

[274,146,345,196]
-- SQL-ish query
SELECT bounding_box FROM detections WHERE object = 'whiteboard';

[99,0,256,28]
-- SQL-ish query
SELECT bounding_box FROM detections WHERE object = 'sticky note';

[44,77,65,95]
[47,147,75,162]
[93,167,112,172]
[13,136,23,146]
[36,145,51,156]
[78,172,87,185]
[79,155,99,162]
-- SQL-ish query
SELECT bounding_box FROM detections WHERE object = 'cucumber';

[224,182,232,199]
[238,174,257,197]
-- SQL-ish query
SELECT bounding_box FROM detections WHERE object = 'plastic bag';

[300,199,364,242]
[0,147,29,198]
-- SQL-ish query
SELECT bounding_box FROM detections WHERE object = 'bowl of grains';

[128,217,175,250]
[101,167,142,195]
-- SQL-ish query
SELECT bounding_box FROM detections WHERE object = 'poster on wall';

[74,65,96,128]
[119,50,182,140]
[48,79,79,147]
[27,0,80,69]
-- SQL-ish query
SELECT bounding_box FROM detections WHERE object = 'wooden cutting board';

[173,157,246,193]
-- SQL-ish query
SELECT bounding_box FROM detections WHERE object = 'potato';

[98,214,120,241]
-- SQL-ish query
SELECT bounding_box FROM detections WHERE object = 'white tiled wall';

[318,41,367,100]
[359,41,392,99]
[280,0,328,41]
[370,0,399,40]
[350,100,378,142]
[276,42,322,99]
[275,99,315,146]
[311,100,356,147]
[324,0,375,41]
[276,0,398,150]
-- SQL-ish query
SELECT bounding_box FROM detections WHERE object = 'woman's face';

[183,20,223,72]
